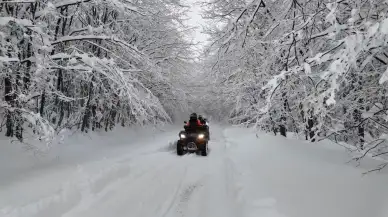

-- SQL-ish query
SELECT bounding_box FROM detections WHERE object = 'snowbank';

[223,127,388,217]
[0,125,179,186]
[283,131,388,172]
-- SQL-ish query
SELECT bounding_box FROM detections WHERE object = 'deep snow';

[1,125,388,217]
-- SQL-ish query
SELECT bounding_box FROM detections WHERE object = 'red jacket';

[186,120,202,126]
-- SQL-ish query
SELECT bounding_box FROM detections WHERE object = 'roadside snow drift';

[1,125,388,217]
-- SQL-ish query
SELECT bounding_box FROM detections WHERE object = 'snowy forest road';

[1,125,388,217]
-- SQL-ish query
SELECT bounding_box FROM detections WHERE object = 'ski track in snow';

[1,125,388,217]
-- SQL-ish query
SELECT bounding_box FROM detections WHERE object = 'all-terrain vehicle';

[177,123,209,156]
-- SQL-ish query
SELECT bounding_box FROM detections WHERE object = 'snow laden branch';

[204,0,388,169]
[0,0,192,142]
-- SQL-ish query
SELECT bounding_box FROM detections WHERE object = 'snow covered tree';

[203,0,388,164]
[0,0,193,141]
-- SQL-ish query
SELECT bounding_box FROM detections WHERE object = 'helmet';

[198,115,203,120]
[190,113,197,120]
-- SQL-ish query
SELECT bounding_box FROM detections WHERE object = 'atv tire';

[201,143,208,156]
[177,141,184,156]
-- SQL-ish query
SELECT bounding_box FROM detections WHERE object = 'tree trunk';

[353,109,364,150]
[4,76,14,137]
[5,112,13,137]
[40,90,45,116]
[81,80,94,132]
[279,125,286,137]
[92,104,97,131]
[307,117,315,142]
[15,111,23,141]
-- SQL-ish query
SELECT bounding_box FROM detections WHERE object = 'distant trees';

[0,0,192,141]
[203,0,388,161]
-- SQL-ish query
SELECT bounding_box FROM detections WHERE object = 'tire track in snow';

[1,160,135,217]
[2,152,175,217]
[174,180,204,217]
[71,153,187,217]
[224,156,244,217]
[68,154,178,217]
[222,128,241,151]
[170,127,236,217]
[161,165,188,217]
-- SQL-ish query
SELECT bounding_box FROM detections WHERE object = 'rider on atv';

[185,114,210,140]
[198,115,210,140]
[184,113,203,131]
[198,115,207,125]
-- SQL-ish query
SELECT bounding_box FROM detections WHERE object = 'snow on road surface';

[1,125,388,217]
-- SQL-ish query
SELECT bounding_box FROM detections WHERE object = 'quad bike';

[177,127,209,156]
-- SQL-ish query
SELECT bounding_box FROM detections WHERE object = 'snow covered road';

[1,125,388,217]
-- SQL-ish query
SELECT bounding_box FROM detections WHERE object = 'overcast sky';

[183,0,209,53]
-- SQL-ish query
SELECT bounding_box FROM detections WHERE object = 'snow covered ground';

[1,125,388,217]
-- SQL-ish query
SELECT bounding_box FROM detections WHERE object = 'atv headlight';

[180,134,186,139]
[198,134,205,139]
